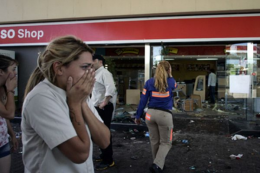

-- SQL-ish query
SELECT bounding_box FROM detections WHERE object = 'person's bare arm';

[57,70,95,163]
[6,120,18,151]
[0,91,16,119]
[58,103,90,163]
[82,101,110,149]
[0,74,17,119]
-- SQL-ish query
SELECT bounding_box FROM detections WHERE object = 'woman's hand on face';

[66,69,95,105]
[5,73,17,92]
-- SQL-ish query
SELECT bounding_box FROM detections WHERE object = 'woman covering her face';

[0,55,19,173]
[22,36,110,173]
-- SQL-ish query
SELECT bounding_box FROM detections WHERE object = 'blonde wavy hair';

[24,36,94,98]
[154,60,171,93]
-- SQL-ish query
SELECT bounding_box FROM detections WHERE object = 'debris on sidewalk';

[189,166,196,170]
[182,139,189,144]
[230,154,243,160]
[212,103,218,111]
[231,135,247,140]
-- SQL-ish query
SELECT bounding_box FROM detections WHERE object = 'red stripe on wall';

[0,15,260,45]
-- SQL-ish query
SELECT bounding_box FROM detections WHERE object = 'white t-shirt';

[21,79,102,173]
[208,72,217,87]
[91,66,117,118]
[91,66,117,107]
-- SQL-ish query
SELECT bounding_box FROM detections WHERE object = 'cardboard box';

[182,99,194,112]
[190,94,201,108]
[126,89,140,105]
[218,78,228,87]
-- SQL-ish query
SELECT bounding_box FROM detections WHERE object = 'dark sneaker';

[93,156,103,162]
[95,161,115,170]
[149,163,163,173]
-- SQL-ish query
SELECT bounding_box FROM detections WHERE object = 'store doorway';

[93,46,145,105]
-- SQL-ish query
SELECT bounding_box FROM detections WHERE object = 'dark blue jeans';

[210,86,216,104]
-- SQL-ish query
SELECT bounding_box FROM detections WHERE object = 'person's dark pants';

[210,86,216,104]
[95,102,114,163]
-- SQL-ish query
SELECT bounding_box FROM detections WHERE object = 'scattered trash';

[115,110,129,117]
[189,166,196,170]
[128,111,136,115]
[130,137,136,140]
[212,103,218,110]
[189,120,194,123]
[145,132,149,137]
[182,139,188,144]
[113,116,135,123]
[230,154,243,160]
[216,109,225,113]
[231,135,247,140]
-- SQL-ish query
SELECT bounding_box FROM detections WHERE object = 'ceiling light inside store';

[164,59,175,60]
[197,58,218,61]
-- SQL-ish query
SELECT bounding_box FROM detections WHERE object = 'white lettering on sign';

[18,29,44,40]
[0,29,15,39]
[0,29,44,40]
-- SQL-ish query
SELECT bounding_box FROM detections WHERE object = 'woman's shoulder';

[168,77,176,82]
[146,78,155,85]
[24,82,54,103]
[167,77,177,86]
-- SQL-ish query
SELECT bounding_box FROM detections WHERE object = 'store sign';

[226,45,257,54]
[168,48,178,54]
[0,29,44,40]
[1,14,260,46]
